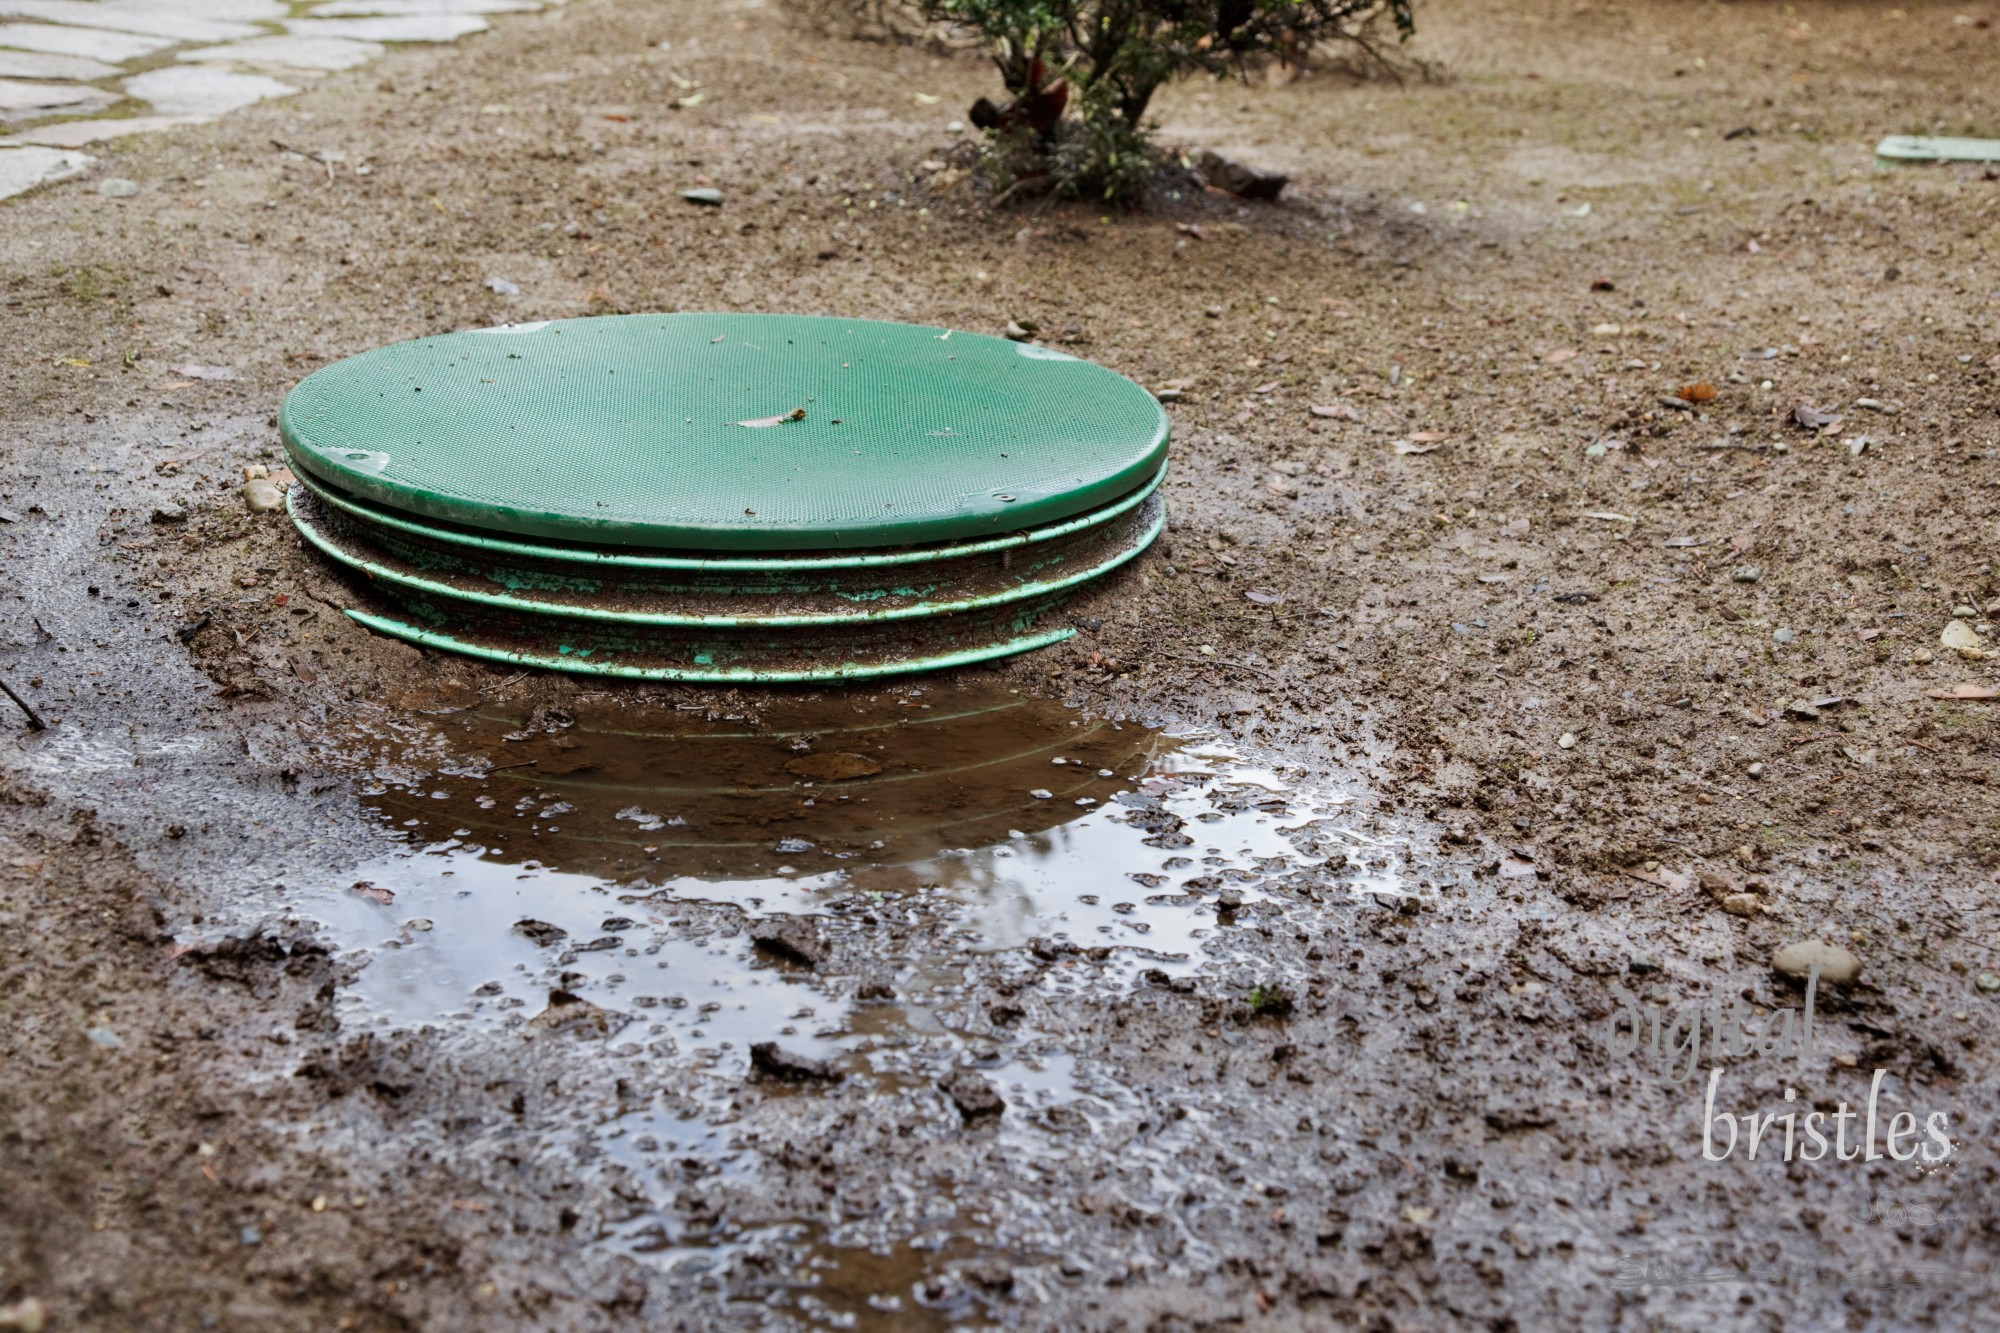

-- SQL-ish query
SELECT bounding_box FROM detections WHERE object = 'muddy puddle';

[302,684,1411,1324]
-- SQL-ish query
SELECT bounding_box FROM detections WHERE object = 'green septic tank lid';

[280,313,1169,551]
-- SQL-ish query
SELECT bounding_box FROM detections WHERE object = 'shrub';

[917,0,1417,202]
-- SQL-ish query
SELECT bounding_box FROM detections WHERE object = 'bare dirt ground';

[3,0,1999,1328]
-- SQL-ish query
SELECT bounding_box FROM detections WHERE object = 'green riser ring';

[343,609,1078,683]
[290,479,1164,623]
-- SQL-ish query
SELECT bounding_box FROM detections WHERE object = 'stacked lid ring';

[280,313,1169,682]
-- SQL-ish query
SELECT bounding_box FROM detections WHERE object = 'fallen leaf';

[1310,403,1360,420]
[1662,535,1706,548]
[1741,705,1774,727]
[1678,381,1717,402]
[737,408,807,428]
[1395,440,1440,455]
[1626,865,1693,892]
[1251,380,1279,394]
[1791,404,1843,431]
[1244,589,1282,605]
[1407,430,1449,443]
[1927,683,1999,700]
[351,882,394,906]
[1583,511,1636,523]
[1544,348,1578,364]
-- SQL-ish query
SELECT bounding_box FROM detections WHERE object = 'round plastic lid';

[280,313,1169,551]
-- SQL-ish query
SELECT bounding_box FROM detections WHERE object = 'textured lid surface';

[280,313,1169,550]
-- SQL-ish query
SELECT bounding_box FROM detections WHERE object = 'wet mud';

[3,0,1997,1328]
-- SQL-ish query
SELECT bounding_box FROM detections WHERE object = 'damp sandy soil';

[3,0,1999,1328]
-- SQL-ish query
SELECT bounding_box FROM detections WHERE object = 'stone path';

[0,0,551,199]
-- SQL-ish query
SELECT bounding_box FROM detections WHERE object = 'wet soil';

[4,0,1999,1328]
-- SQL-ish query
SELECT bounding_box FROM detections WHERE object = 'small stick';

[0,677,46,731]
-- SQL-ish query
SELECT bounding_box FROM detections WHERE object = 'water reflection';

[307,684,1410,1318]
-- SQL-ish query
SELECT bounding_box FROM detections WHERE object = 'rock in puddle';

[751,917,826,968]
[1773,940,1862,987]
[940,1068,1005,1121]
[513,918,567,948]
[528,990,618,1037]
[750,1041,841,1082]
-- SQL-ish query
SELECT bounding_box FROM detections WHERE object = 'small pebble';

[1976,973,2000,994]
[1029,788,1052,799]
[1746,761,1766,779]
[681,187,723,206]
[1772,627,1795,644]
[1721,893,1760,918]
[1558,732,1577,749]
[1732,565,1762,584]
[98,177,138,197]
[1772,940,1862,987]
[240,479,281,512]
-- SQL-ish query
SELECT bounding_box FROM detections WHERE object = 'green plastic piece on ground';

[280,313,1170,551]
[1874,135,2000,165]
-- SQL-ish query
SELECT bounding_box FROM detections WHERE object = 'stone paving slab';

[11,112,208,146]
[284,13,491,43]
[0,0,548,201]
[0,43,114,76]
[310,0,541,15]
[0,0,262,42]
[0,74,111,112]
[0,19,176,60]
[178,33,385,71]
[123,64,297,116]
[0,140,89,193]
